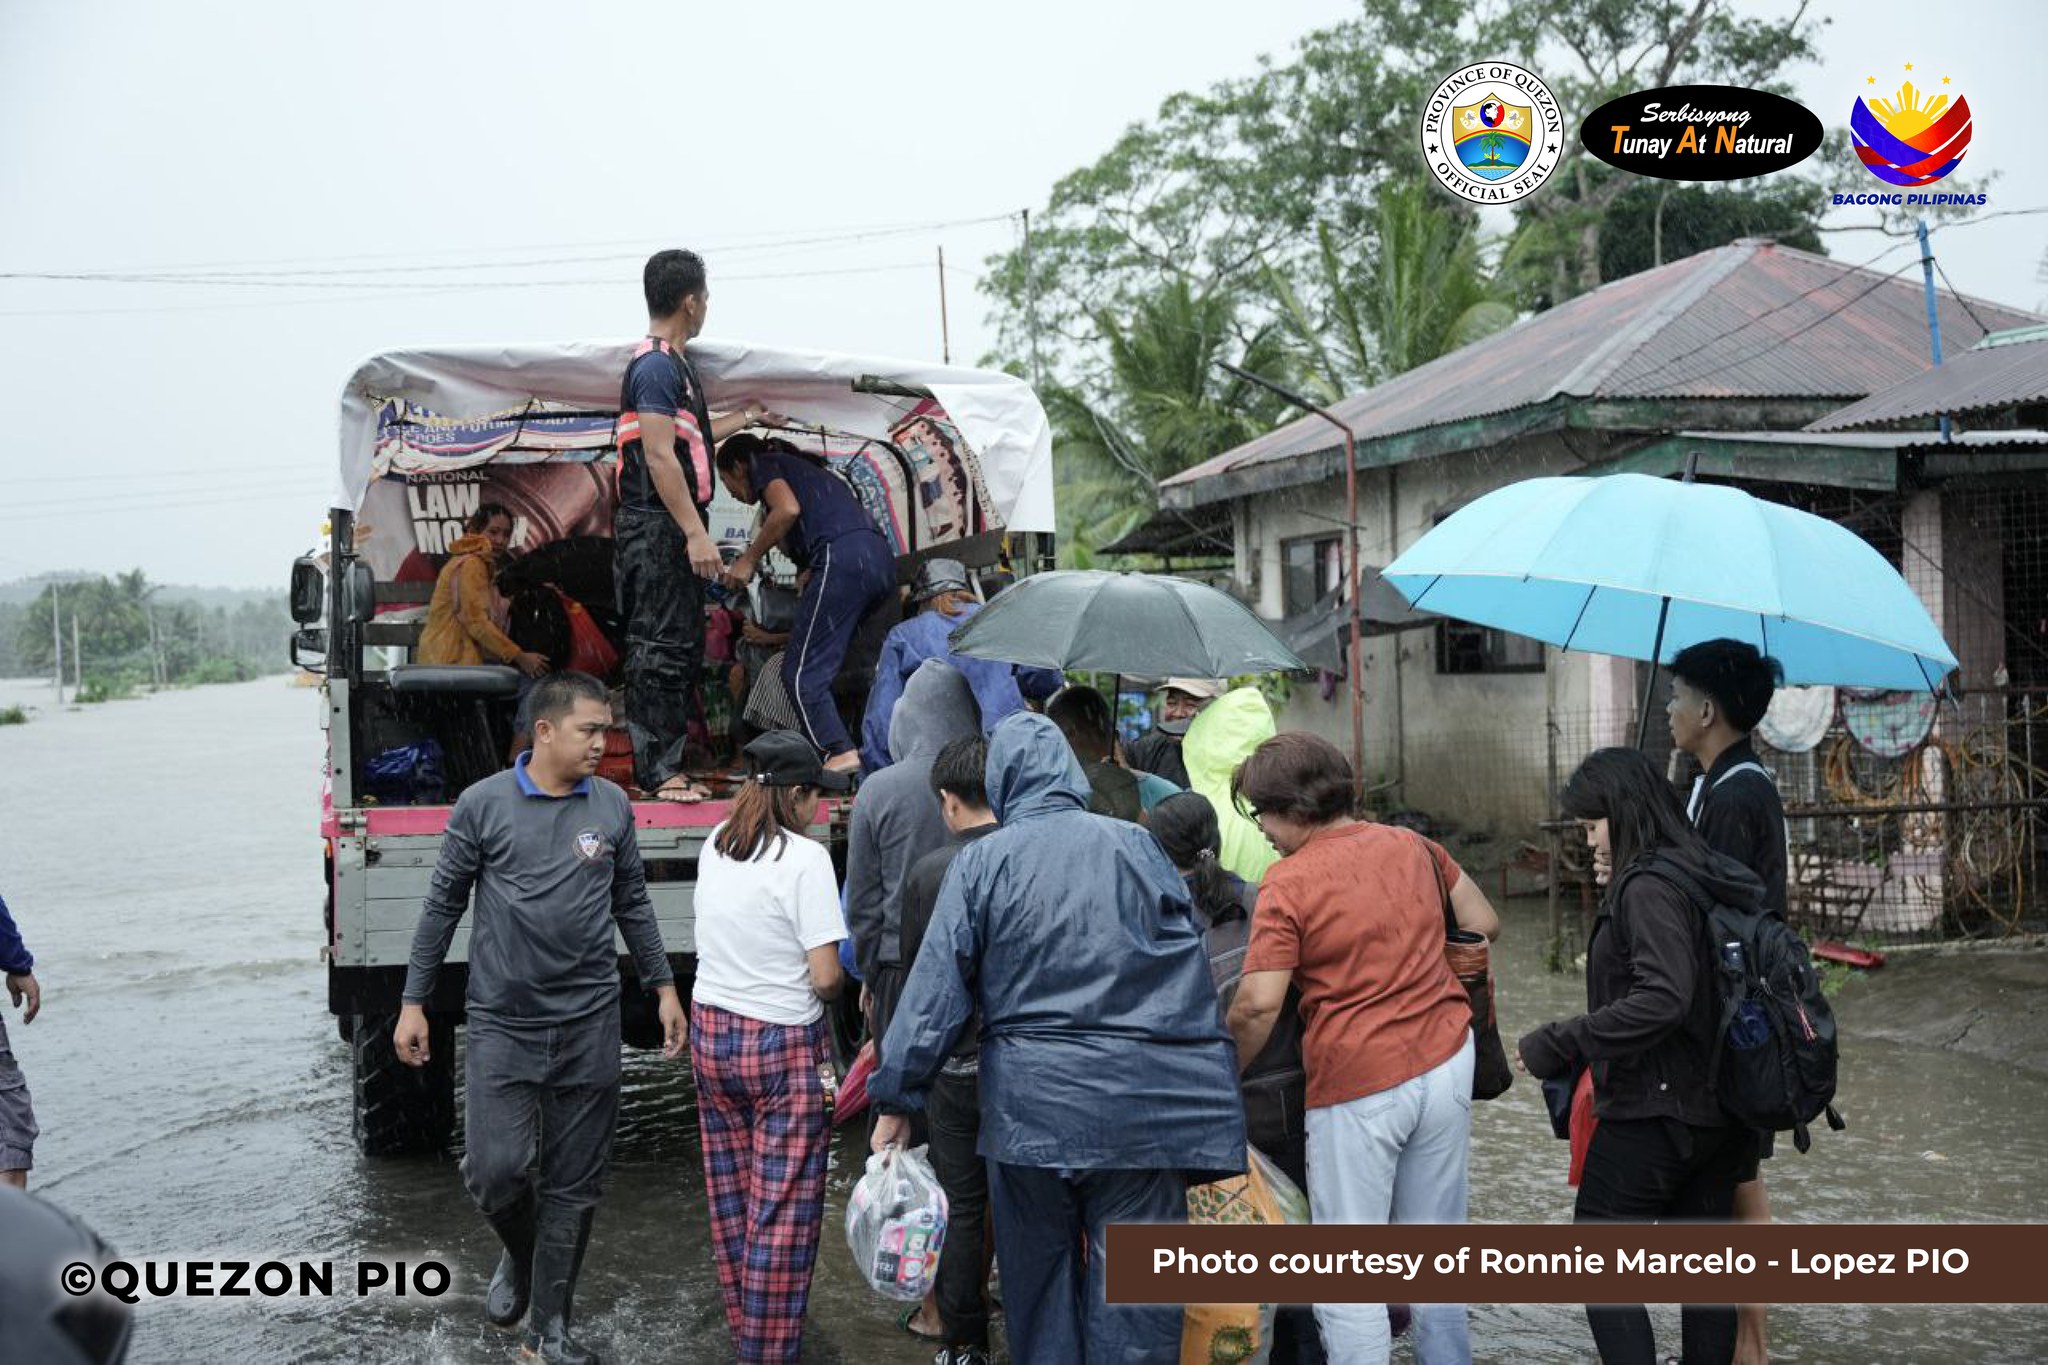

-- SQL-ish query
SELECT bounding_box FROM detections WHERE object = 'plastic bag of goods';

[845,1145,949,1301]
[1182,1146,1310,1365]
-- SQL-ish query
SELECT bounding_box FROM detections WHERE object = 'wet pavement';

[1,676,2044,1362]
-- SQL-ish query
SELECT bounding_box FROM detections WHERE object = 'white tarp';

[335,337,1055,531]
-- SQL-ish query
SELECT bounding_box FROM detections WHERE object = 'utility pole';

[147,607,164,688]
[1916,219,1952,444]
[1218,360,1367,803]
[51,587,63,704]
[937,245,952,365]
[1021,208,1043,391]
[73,613,82,693]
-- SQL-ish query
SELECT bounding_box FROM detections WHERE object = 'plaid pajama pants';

[690,1001,832,1364]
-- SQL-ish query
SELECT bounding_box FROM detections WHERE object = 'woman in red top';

[1226,733,1498,1365]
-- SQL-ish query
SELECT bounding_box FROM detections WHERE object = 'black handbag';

[1420,833,1514,1101]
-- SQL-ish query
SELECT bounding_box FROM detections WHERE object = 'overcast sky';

[1,0,2037,587]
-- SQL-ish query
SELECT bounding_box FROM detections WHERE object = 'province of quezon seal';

[1421,61,1565,204]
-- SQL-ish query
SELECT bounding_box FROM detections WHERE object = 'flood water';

[1,676,2044,1362]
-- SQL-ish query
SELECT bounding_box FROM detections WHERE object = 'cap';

[911,557,973,602]
[1154,677,1227,700]
[743,730,856,792]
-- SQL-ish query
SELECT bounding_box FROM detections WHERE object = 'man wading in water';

[397,671,685,1364]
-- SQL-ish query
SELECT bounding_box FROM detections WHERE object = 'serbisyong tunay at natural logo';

[1579,84,1823,181]
[1420,61,1563,204]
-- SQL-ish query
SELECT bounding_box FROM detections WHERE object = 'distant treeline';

[0,571,293,697]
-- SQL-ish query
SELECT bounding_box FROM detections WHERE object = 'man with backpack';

[1667,639,1792,1365]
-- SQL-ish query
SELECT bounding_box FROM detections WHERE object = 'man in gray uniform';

[397,670,683,1365]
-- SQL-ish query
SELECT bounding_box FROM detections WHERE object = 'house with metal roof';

[1157,238,2042,856]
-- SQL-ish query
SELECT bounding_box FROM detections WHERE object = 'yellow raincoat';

[1182,686,1278,883]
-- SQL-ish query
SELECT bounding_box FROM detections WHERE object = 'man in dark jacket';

[875,736,998,1365]
[870,712,1246,1363]
[845,661,981,1050]
[1668,639,1788,916]
[1126,677,1223,789]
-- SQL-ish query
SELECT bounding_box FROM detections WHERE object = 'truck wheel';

[350,1012,454,1157]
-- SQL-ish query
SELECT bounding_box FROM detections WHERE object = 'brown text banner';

[1104,1224,2048,1305]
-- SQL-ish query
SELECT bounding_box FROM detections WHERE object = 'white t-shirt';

[692,824,848,1026]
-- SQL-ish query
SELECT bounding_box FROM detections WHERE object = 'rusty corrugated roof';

[1162,239,2038,501]
[1806,326,2048,431]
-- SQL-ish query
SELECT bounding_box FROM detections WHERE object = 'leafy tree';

[1267,179,1517,402]
[11,570,290,692]
[1044,279,1290,560]
[982,0,1846,376]
[980,0,1470,387]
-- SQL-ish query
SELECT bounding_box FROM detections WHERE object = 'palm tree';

[1266,178,1517,404]
[1045,279,1291,564]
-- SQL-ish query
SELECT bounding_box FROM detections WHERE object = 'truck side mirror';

[289,556,325,624]
[342,561,376,627]
[290,628,327,671]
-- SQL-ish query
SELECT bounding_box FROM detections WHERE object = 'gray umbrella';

[948,570,1305,676]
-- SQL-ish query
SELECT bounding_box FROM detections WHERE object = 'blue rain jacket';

[869,712,1247,1178]
[858,603,1062,773]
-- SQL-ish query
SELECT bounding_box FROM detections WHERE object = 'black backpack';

[1646,859,1846,1153]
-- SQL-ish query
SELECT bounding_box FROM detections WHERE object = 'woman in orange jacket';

[417,504,549,676]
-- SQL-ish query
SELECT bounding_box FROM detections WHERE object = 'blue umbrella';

[1383,471,1957,741]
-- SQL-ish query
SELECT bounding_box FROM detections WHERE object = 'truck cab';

[293,338,1055,1155]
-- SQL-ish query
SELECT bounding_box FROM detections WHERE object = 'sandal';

[896,1304,945,1341]
[650,776,713,804]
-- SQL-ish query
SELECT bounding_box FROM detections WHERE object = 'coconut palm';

[1044,278,1291,563]
[1266,177,1517,403]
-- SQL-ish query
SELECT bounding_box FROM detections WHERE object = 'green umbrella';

[948,570,1305,676]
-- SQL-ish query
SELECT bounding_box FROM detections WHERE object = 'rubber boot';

[482,1190,537,1329]
[521,1205,598,1365]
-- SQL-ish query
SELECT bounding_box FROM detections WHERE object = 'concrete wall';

[1231,434,1616,834]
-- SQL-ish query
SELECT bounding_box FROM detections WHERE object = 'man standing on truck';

[396,670,685,1365]
[615,249,771,803]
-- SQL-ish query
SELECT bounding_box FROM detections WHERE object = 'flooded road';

[1,676,2044,1362]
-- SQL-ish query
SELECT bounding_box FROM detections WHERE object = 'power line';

[10,464,327,485]
[0,259,946,318]
[0,481,331,517]
[1931,255,1995,339]
[1655,262,1919,390]
[1639,239,1919,390]
[0,213,1020,283]
[0,485,332,524]
[1,258,943,291]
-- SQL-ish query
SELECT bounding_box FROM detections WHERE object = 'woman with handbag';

[1148,791,1328,1365]
[1516,747,1766,1365]
[1224,733,1498,1365]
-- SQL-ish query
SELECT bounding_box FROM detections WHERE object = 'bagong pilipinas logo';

[1852,64,1971,186]
[1421,61,1564,204]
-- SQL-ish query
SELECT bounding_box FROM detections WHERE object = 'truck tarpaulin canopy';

[334,338,1056,532]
